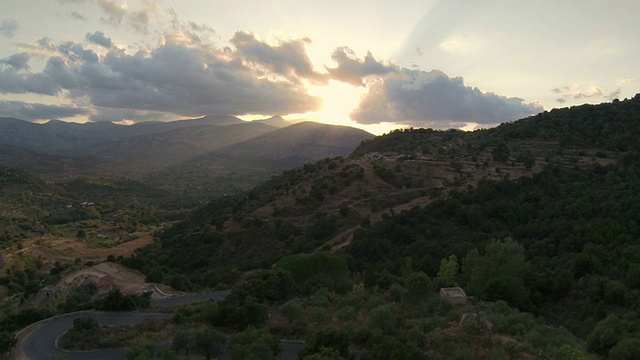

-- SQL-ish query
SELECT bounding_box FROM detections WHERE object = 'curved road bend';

[21,311,173,360]
[19,291,304,360]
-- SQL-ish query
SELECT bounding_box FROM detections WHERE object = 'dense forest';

[113,96,640,358]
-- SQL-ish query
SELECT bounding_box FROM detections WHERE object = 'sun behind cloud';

[295,81,400,135]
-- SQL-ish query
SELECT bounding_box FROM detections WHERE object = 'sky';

[0,0,638,134]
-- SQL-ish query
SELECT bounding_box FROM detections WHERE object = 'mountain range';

[0,115,373,198]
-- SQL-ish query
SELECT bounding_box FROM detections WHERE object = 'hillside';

[0,167,186,251]
[217,121,374,169]
[145,122,373,199]
[126,96,640,359]
[0,117,373,201]
[0,115,272,170]
[0,145,110,177]
[88,121,278,173]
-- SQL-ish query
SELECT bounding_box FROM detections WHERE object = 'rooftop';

[440,287,467,298]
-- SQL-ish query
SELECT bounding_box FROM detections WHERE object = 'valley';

[1,96,640,359]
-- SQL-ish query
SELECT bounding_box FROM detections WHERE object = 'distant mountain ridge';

[0,115,254,156]
[0,116,374,197]
[217,121,374,168]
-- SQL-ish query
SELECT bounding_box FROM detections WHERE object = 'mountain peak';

[196,115,244,125]
[250,115,292,128]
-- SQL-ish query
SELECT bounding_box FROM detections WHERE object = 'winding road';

[15,291,305,360]
[20,311,173,360]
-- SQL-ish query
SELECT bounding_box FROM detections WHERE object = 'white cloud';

[618,78,637,86]
[437,35,482,54]
[351,69,543,128]
[325,47,396,86]
[552,84,609,103]
[230,31,325,84]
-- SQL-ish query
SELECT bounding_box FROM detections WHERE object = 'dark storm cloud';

[1,53,31,71]
[1,36,321,121]
[325,47,397,86]
[0,66,60,95]
[351,69,543,128]
[57,42,99,63]
[230,31,326,84]
[33,38,99,64]
[1,19,19,38]
[85,44,321,116]
[0,100,88,121]
[86,31,113,48]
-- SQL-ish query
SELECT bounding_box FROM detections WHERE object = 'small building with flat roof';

[439,287,467,305]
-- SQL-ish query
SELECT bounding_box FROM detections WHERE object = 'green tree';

[436,255,458,287]
[193,329,224,360]
[172,331,192,356]
[76,229,87,239]
[280,298,304,323]
[87,206,101,219]
[0,331,17,354]
[276,253,350,293]
[232,269,296,302]
[587,314,629,354]
[72,317,98,333]
[299,329,350,359]
[364,336,428,360]
[609,338,640,360]
[403,272,433,306]
[303,347,346,360]
[160,350,178,360]
[126,344,154,360]
[626,263,640,289]
[370,304,396,335]
[94,289,150,311]
[556,344,586,360]
[492,142,510,162]
[228,328,280,360]
[464,238,531,309]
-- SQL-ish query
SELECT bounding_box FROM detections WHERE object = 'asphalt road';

[21,311,173,360]
[17,291,305,360]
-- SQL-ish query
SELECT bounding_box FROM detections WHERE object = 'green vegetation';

[59,317,168,352]
[94,289,151,311]
[120,95,640,358]
[0,167,190,249]
[3,96,640,358]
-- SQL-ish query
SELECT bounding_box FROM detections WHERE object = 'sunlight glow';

[286,81,403,135]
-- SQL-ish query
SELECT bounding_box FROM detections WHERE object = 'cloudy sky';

[1,0,638,134]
